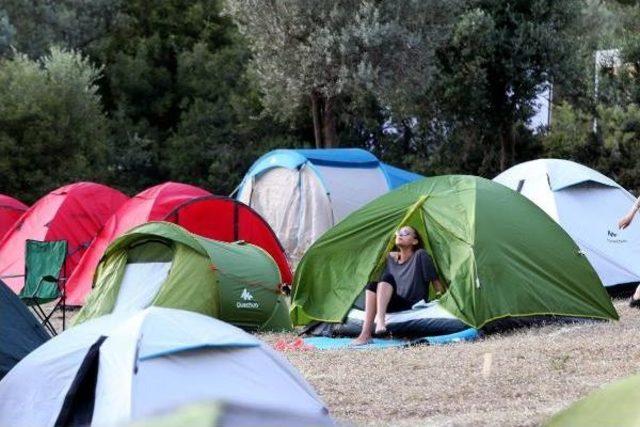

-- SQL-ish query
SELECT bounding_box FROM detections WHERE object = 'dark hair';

[394,226,424,250]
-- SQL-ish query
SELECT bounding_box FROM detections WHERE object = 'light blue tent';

[236,148,422,263]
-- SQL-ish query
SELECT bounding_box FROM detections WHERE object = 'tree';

[224,0,459,148]
[0,48,109,202]
[435,0,584,171]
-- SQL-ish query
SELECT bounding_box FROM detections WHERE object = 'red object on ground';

[0,195,28,241]
[273,337,315,352]
[65,185,292,306]
[0,183,128,293]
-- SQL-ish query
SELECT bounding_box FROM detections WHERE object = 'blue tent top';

[240,148,423,191]
[379,163,424,189]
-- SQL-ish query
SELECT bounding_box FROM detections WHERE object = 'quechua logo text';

[237,288,259,309]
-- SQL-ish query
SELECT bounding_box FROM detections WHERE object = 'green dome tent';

[291,176,618,328]
[74,222,292,331]
[546,374,640,427]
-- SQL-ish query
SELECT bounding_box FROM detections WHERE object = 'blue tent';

[238,148,422,191]
[236,148,423,263]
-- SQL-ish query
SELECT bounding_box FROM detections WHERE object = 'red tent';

[0,195,28,241]
[163,196,292,285]
[65,182,211,305]
[0,183,128,293]
[65,186,292,305]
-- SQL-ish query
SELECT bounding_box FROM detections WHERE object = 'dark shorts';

[365,273,417,313]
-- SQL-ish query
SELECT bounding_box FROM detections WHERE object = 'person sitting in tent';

[619,197,640,307]
[352,226,446,345]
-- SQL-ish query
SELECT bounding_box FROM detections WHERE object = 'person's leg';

[352,288,377,345]
[374,281,394,334]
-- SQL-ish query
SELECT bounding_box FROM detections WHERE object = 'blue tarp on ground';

[304,328,480,350]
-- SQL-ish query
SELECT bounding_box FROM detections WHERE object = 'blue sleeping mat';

[304,328,479,350]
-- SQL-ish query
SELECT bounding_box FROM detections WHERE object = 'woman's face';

[395,226,419,248]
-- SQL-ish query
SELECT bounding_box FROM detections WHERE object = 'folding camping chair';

[19,240,68,336]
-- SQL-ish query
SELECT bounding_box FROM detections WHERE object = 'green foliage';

[434,0,584,171]
[541,102,640,194]
[225,0,460,147]
[0,48,109,202]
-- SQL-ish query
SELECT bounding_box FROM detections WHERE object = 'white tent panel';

[0,308,329,427]
[314,164,389,222]
[130,348,324,421]
[242,166,333,265]
[112,262,172,315]
[495,159,640,286]
[515,172,561,221]
[554,184,640,286]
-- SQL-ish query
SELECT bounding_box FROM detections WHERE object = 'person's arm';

[418,250,444,294]
[619,196,640,229]
[433,278,446,296]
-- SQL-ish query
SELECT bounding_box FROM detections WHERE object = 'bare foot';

[351,334,372,346]
[374,317,387,335]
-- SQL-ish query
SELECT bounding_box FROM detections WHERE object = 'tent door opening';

[113,240,173,315]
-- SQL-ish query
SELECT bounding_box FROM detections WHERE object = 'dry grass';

[260,300,640,426]
[46,300,640,426]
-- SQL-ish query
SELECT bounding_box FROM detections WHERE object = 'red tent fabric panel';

[0,183,128,293]
[0,195,28,242]
[166,197,293,284]
[65,183,211,305]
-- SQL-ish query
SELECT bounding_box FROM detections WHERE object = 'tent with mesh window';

[74,222,292,331]
[291,175,618,331]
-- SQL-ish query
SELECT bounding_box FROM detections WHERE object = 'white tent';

[0,308,329,427]
[236,149,423,264]
[494,159,640,287]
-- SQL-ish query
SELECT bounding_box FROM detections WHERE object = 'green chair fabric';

[19,240,67,304]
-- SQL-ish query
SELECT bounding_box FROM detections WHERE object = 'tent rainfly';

[0,195,27,241]
[66,183,290,305]
[0,280,49,380]
[291,175,618,328]
[236,148,423,264]
[0,308,328,427]
[122,401,333,427]
[0,182,128,294]
[495,159,640,288]
[546,374,640,427]
[74,222,292,331]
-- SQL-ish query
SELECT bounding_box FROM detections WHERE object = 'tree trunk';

[322,96,338,148]
[310,90,323,148]
[499,129,509,171]
[498,123,517,171]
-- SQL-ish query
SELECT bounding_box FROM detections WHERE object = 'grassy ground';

[49,299,639,426]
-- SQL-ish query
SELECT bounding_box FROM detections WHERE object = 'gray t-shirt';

[382,248,438,304]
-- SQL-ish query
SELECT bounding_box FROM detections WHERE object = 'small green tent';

[74,222,292,331]
[291,176,618,328]
[546,375,640,427]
